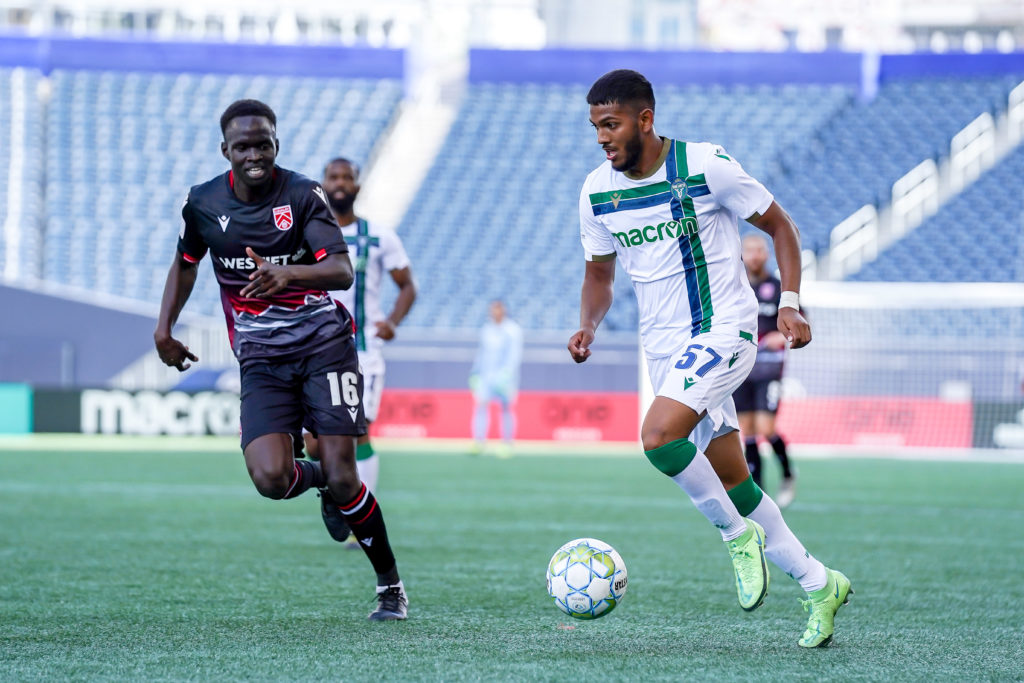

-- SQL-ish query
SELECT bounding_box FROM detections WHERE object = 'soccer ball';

[546,537,627,619]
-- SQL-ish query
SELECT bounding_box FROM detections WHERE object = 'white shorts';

[647,330,757,451]
[473,378,516,406]
[355,348,385,423]
[362,369,385,423]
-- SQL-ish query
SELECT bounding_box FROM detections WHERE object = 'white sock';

[670,451,748,541]
[377,580,404,593]
[357,453,379,495]
[748,493,827,592]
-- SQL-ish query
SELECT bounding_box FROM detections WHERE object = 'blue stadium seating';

[769,76,1023,252]
[849,143,1024,282]
[4,66,1020,334]
[0,67,44,277]
[398,82,851,330]
[40,70,401,316]
[398,76,1022,329]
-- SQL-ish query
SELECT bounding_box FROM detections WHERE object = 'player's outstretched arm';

[154,254,200,372]
[568,258,615,363]
[748,201,811,349]
[376,266,417,340]
[240,248,354,298]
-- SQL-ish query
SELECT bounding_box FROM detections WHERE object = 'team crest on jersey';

[671,177,689,202]
[272,205,293,231]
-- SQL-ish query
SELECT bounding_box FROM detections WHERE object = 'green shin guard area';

[356,442,375,462]
[644,439,698,477]
[727,475,764,516]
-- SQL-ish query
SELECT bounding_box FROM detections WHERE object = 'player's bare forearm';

[569,258,615,363]
[154,255,200,371]
[155,255,198,339]
[241,250,353,298]
[388,268,418,326]
[748,201,801,294]
[748,202,812,348]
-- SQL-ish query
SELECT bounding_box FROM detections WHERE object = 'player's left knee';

[325,470,361,502]
[641,423,687,452]
[249,464,291,500]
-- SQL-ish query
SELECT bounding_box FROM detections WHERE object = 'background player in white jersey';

[567,70,851,647]
[469,300,524,456]
[305,157,417,502]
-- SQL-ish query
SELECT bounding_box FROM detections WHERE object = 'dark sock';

[769,434,792,478]
[337,484,399,585]
[744,437,762,488]
[282,459,325,499]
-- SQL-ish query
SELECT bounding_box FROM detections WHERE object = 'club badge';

[671,177,689,202]
[272,205,293,231]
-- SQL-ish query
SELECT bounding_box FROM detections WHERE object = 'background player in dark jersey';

[153,99,407,620]
[733,234,797,507]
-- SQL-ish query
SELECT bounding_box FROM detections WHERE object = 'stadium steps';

[832,78,1024,282]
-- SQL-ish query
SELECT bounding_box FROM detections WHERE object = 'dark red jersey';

[748,274,785,381]
[177,166,352,365]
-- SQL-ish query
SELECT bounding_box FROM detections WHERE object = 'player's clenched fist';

[241,247,291,298]
[778,308,811,349]
[567,328,595,363]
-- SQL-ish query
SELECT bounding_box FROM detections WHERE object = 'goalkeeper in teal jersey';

[470,300,523,455]
[567,70,851,647]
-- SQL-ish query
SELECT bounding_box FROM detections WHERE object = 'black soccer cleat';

[369,585,408,621]
[318,488,351,542]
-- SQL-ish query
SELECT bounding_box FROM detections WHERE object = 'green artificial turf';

[1,443,1022,681]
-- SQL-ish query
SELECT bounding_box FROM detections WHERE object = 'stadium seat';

[39,70,401,315]
[849,143,1024,283]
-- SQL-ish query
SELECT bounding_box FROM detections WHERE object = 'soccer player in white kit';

[305,158,417,502]
[567,70,851,647]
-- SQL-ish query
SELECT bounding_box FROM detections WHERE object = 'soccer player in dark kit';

[153,99,407,620]
[734,234,796,507]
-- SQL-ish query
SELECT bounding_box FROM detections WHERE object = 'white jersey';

[329,218,411,366]
[579,138,771,359]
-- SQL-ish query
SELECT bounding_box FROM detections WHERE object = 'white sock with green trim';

[670,453,747,541]
[748,494,827,592]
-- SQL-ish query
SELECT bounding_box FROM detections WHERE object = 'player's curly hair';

[220,99,277,136]
[586,69,655,112]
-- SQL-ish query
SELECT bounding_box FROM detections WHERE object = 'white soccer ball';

[546,537,627,619]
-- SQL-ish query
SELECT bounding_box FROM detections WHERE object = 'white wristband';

[779,291,800,311]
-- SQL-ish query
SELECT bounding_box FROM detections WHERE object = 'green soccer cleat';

[798,568,852,648]
[726,519,769,611]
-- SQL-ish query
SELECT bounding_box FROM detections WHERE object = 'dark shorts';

[240,339,367,450]
[733,377,781,414]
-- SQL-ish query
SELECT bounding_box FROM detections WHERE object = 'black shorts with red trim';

[733,377,781,415]
[240,337,366,450]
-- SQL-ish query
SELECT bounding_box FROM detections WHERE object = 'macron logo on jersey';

[218,215,230,232]
[312,186,330,210]
[612,218,700,248]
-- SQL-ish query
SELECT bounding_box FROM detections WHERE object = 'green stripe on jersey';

[353,218,368,352]
[674,141,714,333]
[589,181,671,206]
